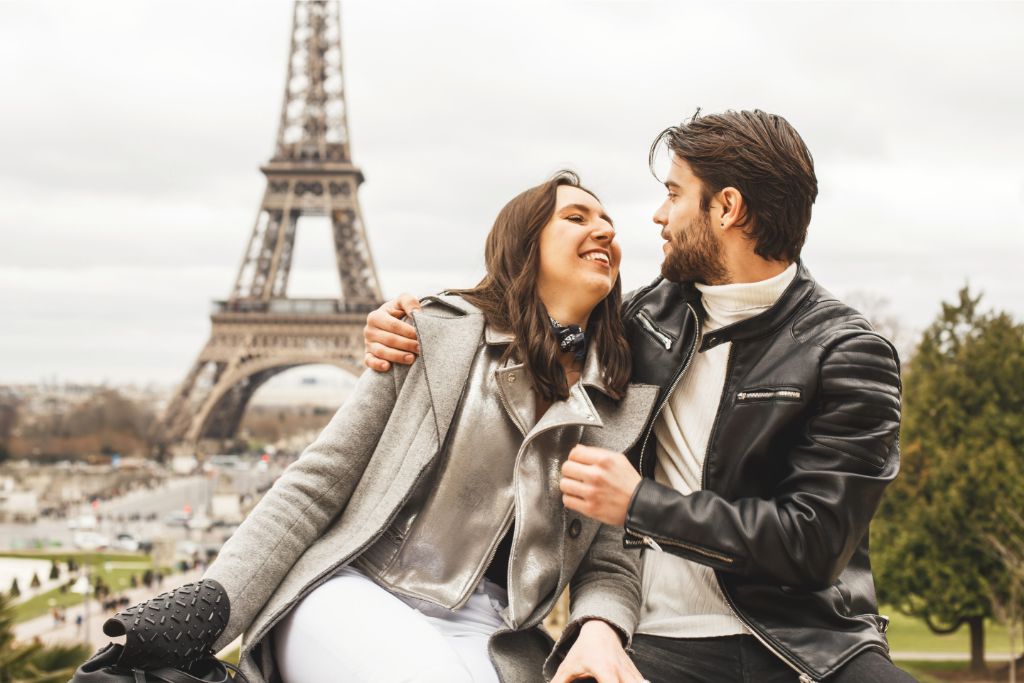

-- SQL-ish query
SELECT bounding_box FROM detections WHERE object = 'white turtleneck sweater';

[636,262,798,638]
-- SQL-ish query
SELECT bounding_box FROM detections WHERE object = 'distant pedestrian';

[75,613,83,633]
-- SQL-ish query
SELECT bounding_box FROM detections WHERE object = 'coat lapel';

[412,307,485,445]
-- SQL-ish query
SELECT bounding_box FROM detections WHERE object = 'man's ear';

[717,187,750,230]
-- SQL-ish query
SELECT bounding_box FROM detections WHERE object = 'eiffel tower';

[161,0,382,452]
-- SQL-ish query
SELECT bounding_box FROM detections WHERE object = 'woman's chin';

[568,278,614,306]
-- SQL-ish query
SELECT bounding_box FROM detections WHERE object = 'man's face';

[653,156,728,285]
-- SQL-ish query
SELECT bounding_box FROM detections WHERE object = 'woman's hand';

[551,620,646,683]
[363,294,422,371]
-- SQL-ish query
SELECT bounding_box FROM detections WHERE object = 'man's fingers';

[363,352,390,372]
[395,293,422,316]
[367,307,419,340]
[366,328,420,355]
[562,494,588,514]
[561,460,592,483]
[559,477,589,499]
[568,445,607,465]
[366,342,416,365]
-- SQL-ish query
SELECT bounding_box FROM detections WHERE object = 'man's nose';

[653,201,668,227]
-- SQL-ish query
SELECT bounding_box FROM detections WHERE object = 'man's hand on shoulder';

[363,293,422,372]
[551,620,646,683]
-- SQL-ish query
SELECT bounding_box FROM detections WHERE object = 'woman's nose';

[592,220,615,241]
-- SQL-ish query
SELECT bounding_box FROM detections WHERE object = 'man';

[363,110,914,682]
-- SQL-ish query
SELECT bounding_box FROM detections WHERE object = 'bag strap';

[139,662,249,683]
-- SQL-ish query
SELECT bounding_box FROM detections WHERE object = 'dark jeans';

[630,634,919,683]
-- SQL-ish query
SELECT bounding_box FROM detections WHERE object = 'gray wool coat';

[203,295,659,683]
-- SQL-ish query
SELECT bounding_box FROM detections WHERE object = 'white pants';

[273,567,508,683]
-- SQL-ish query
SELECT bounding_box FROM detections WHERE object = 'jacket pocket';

[735,386,803,403]
[635,310,675,350]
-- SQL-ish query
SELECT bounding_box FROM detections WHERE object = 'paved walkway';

[15,567,205,651]
[891,651,1017,662]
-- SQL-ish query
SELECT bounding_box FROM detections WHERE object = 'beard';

[660,209,728,285]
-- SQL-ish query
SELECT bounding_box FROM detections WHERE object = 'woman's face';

[536,185,622,315]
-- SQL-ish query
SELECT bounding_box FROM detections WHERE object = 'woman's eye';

[567,214,585,223]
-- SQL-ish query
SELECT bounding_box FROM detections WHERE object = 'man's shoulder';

[791,283,896,359]
[623,277,693,316]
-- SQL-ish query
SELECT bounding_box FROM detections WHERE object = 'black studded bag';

[69,579,246,683]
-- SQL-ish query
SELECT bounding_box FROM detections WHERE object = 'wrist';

[580,618,624,645]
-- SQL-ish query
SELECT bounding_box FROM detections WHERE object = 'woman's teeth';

[582,252,609,264]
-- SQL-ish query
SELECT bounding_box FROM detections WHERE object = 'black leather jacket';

[620,262,902,683]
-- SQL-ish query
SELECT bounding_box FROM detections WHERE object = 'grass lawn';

[896,660,970,683]
[3,551,168,623]
[883,605,1015,656]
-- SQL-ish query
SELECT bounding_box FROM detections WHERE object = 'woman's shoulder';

[416,291,485,319]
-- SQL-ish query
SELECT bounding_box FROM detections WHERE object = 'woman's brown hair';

[450,171,631,402]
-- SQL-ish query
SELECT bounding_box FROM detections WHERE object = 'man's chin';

[660,259,690,284]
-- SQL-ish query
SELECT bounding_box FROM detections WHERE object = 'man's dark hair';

[650,109,818,263]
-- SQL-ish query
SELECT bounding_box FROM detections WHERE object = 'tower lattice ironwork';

[161,0,382,450]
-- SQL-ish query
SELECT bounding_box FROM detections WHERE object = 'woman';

[166,172,655,683]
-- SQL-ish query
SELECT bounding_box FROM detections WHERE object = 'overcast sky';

[1,1,1022,386]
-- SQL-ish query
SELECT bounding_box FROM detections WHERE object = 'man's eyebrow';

[560,203,614,227]
[664,181,680,190]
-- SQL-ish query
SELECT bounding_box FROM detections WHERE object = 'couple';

[198,110,913,683]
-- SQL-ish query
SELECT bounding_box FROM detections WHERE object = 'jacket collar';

[690,260,816,352]
[412,300,484,443]
[484,324,615,399]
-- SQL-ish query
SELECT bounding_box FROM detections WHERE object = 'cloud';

[1,0,1022,383]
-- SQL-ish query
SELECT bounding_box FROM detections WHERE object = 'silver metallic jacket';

[358,324,622,626]
[203,294,659,683]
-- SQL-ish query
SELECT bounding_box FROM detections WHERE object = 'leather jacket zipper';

[636,310,673,350]
[700,348,818,682]
[736,388,802,402]
[624,303,699,549]
[635,303,699,480]
[635,531,734,564]
[718,575,818,682]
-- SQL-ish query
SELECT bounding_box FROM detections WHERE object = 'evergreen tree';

[874,287,1024,673]
[0,590,90,682]
[8,579,18,599]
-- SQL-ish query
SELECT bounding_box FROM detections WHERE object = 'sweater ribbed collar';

[695,262,798,331]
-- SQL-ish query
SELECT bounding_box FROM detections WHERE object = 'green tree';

[874,287,1024,674]
[0,591,90,683]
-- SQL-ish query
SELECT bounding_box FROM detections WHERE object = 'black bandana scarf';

[549,317,587,362]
